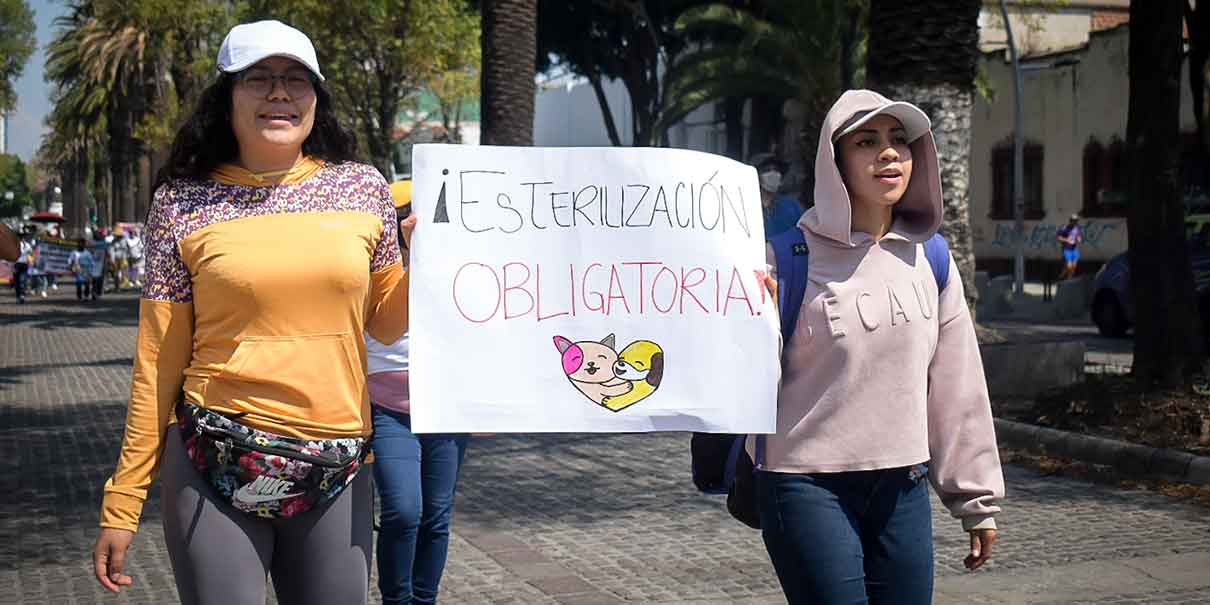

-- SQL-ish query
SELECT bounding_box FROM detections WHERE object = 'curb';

[994,418,1210,486]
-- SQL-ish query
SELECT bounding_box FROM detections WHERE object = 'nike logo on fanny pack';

[234,475,301,504]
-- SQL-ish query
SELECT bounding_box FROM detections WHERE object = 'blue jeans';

[757,465,934,605]
[371,406,469,605]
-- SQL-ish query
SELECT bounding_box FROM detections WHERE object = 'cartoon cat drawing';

[553,334,633,406]
[602,340,664,411]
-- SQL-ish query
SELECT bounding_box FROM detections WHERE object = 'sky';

[8,0,68,162]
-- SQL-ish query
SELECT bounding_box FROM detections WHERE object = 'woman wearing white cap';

[91,20,411,604]
[756,90,1004,603]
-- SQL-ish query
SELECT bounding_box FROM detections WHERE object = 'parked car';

[1091,240,1210,337]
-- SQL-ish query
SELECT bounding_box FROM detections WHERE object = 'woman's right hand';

[399,215,417,266]
[399,215,417,250]
[93,527,135,593]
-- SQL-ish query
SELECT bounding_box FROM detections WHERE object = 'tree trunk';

[1128,0,1204,386]
[77,147,91,230]
[373,104,397,179]
[723,96,745,160]
[867,0,982,307]
[840,0,862,90]
[587,71,623,146]
[748,95,783,161]
[481,0,537,146]
[797,107,822,208]
[1187,1,1209,151]
[63,157,81,235]
[878,83,978,307]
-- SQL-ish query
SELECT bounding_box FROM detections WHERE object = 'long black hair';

[155,72,359,188]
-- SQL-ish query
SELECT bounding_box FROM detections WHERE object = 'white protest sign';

[409,145,779,434]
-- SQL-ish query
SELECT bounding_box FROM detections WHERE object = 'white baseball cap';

[832,96,931,143]
[217,20,325,81]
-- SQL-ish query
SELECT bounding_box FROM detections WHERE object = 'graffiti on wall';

[989,220,1121,251]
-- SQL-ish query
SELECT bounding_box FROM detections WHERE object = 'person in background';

[90,231,108,300]
[69,238,98,301]
[125,228,145,288]
[28,234,48,298]
[12,227,36,303]
[109,227,130,291]
[47,225,62,291]
[1056,213,1083,280]
[368,179,469,605]
[753,154,805,239]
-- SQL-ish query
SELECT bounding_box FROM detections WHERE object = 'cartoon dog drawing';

[553,334,633,406]
[602,340,665,412]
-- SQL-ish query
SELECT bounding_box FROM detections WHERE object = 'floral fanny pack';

[176,401,368,519]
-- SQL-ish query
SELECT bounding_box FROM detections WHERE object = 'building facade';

[971,23,1203,268]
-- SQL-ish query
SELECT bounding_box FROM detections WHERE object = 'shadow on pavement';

[0,295,139,330]
[0,357,133,389]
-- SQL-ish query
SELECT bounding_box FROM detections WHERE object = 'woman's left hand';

[758,269,777,310]
[965,528,997,570]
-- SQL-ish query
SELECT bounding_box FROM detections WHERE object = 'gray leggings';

[160,425,373,605]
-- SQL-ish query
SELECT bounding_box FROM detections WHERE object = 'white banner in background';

[408,145,779,433]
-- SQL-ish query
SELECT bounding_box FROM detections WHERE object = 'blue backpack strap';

[923,233,950,291]
[761,228,809,471]
[770,228,810,343]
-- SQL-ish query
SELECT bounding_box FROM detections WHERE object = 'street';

[2,290,1208,604]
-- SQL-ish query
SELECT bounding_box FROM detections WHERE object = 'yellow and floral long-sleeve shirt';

[100,158,409,531]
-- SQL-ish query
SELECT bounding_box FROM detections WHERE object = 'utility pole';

[1000,0,1026,296]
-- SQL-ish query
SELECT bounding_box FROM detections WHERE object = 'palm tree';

[44,3,107,230]
[480,0,536,145]
[44,1,231,227]
[866,0,981,307]
[44,3,154,225]
[660,1,865,189]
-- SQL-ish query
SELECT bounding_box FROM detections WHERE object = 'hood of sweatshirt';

[803,89,943,246]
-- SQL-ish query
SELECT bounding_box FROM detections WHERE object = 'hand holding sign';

[400,215,417,251]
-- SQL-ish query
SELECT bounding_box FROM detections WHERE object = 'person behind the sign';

[90,20,409,605]
[757,90,1004,604]
[69,238,97,301]
[367,179,470,605]
[752,153,805,239]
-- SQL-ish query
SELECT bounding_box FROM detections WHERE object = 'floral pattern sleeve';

[142,185,193,303]
[370,175,401,273]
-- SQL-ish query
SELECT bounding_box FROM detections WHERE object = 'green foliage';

[402,0,481,135]
[246,0,480,175]
[0,154,31,217]
[537,0,712,146]
[0,0,36,112]
[660,1,866,139]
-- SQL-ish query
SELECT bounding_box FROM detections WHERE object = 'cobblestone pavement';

[3,290,1209,604]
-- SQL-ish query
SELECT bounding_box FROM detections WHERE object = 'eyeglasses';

[236,69,316,98]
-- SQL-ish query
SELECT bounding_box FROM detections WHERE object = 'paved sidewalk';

[2,290,1209,604]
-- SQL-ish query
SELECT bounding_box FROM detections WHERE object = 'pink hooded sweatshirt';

[761,90,1004,531]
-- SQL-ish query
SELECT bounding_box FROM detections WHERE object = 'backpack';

[689,228,951,529]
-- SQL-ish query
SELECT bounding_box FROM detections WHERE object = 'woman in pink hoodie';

[757,90,1005,603]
